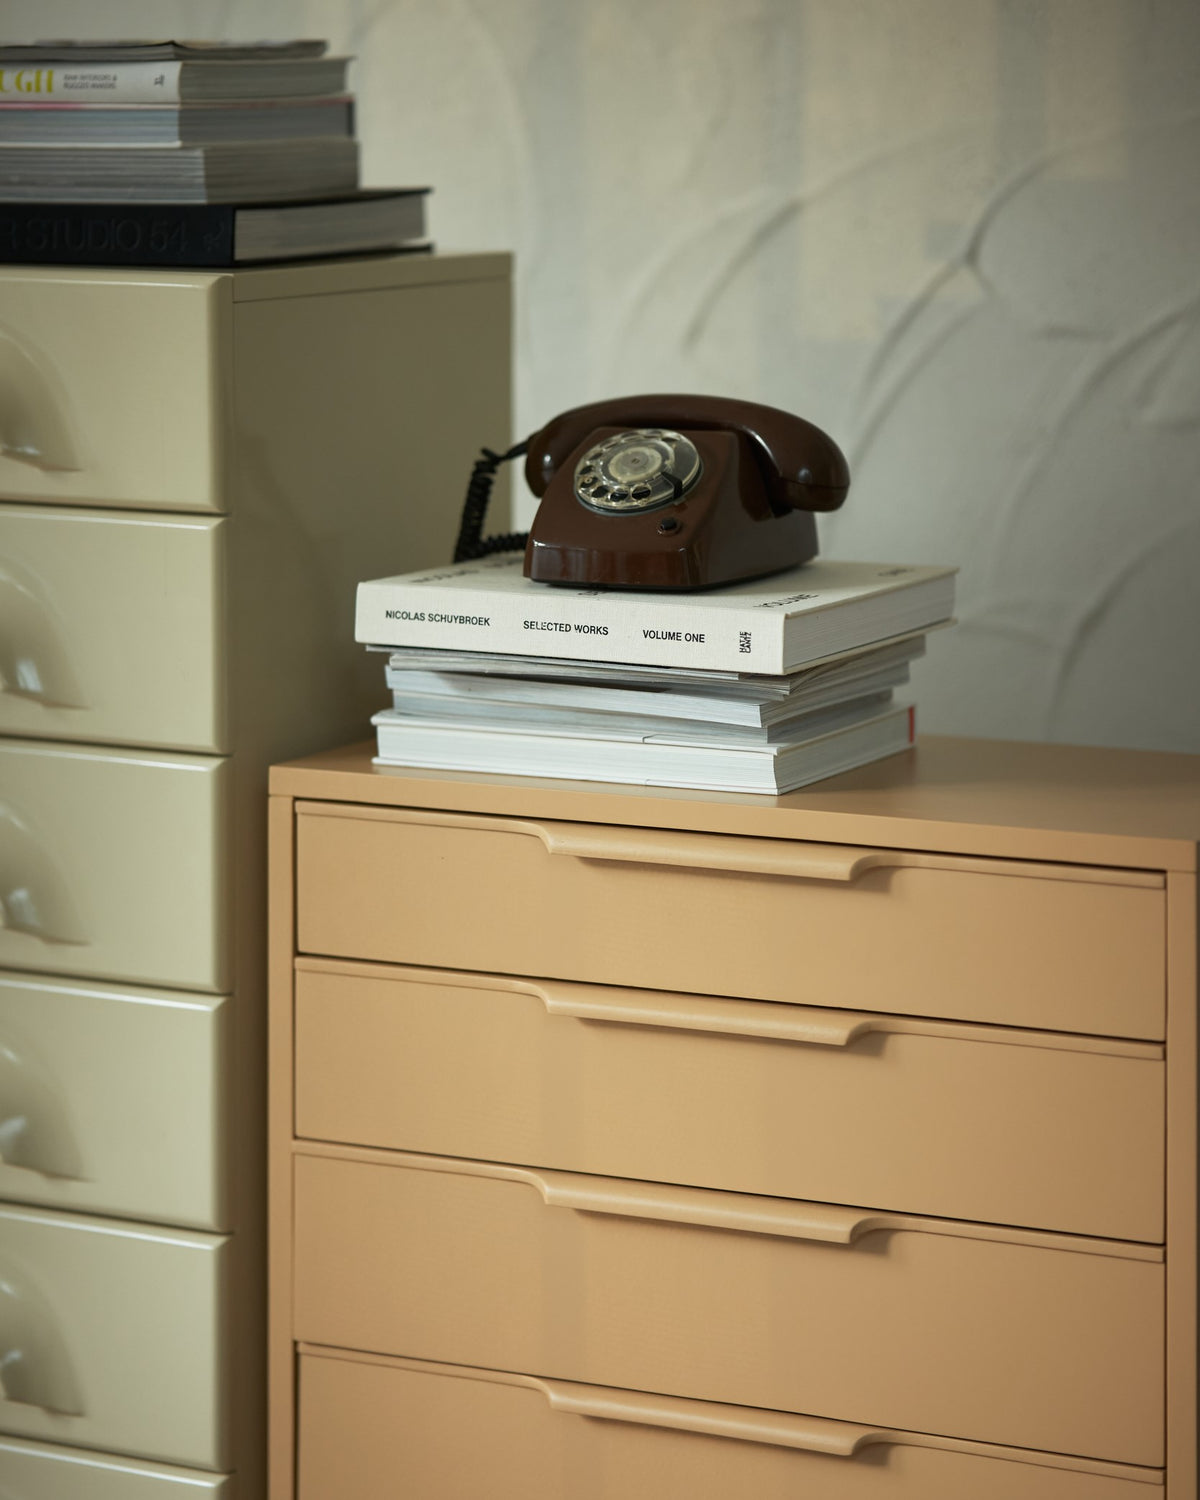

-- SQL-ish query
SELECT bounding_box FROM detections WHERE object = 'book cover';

[0,55,349,104]
[356,555,956,674]
[0,190,428,267]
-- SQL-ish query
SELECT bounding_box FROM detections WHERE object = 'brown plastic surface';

[297,1349,1161,1500]
[294,958,1164,1240]
[291,1146,1164,1466]
[524,427,820,588]
[294,803,1166,1038]
[523,394,850,509]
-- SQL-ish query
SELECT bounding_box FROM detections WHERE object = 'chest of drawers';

[268,736,1200,1500]
[0,254,511,1496]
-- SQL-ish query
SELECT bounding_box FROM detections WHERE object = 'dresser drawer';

[0,973,227,1229]
[0,740,227,991]
[0,504,225,752]
[293,1148,1164,1467]
[293,959,1165,1241]
[298,1348,1160,1500]
[0,1435,231,1499]
[294,805,1166,1039]
[0,1202,229,1468]
[0,272,222,511]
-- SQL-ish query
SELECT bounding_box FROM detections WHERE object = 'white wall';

[5,0,1198,751]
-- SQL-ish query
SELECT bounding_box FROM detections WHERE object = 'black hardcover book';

[0,189,430,268]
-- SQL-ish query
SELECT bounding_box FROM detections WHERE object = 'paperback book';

[356,555,957,675]
[0,96,356,146]
[0,41,348,103]
[0,137,359,202]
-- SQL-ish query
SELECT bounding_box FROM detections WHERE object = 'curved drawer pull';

[539,1171,872,1244]
[533,979,870,1046]
[0,1037,85,1179]
[0,564,86,708]
[538,823,876,881]
[0,804,88,945]
[543,1377,888,1456]
[0,1259,84,1414]
[0,326,79,472]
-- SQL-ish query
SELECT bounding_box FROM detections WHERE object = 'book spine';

[355,581,786,673]
[0,61,185,103]
[0,203,237,267]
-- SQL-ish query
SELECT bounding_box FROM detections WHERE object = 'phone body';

[522,394,849,589]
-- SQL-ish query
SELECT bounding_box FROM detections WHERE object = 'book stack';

[354,556,958,795]
[0,39,431,266]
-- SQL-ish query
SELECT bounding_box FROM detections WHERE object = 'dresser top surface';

[271,735,1200,872]
[0,249,511,301]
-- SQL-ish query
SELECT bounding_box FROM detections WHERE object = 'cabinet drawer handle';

[533,979,870,1046]
[538,1171,877,1244]
[0,565,86,708]
[540,823,877,880]
[0,1258,84,1414]
[0,326,79,472]
[0,805,88,944]
[542,1377,887,1456]
[0,1035,85,1179]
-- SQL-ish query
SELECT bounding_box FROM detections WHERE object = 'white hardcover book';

[388,658,912,728]
[371,701,916,795]
[356,555,956,674]
[380,631,931,695]
[387,689,894,744]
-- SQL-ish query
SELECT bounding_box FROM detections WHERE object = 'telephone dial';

[454,394,850,590]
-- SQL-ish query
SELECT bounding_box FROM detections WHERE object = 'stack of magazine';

[0,39,431,266]
[354,556,957,795]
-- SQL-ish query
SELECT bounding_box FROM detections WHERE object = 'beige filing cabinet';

[0,254,511,1497]
[267,736,1200,1500]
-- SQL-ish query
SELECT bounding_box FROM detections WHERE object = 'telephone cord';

[453,440,530,562]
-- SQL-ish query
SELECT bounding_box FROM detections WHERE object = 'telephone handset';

[455,394,849,590]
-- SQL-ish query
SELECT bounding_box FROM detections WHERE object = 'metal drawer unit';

[268,738,1200,1499]
[0,256,512,1494]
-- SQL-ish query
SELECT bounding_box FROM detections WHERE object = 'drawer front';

[294,960,1165,1241]
[293,1149,1165,1467]
[0,505,225,752]
[298,1349,1160,1500]
[0,973,227,1229]
[0,1202,229,1468]
[295,806,1166,1039]
[0,1436,230,1499]
[0,740,227,992]
[0,273,222,511]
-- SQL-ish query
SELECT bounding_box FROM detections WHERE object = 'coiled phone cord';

[453,440,530,562]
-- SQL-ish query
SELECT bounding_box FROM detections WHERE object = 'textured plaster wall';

[5,0,1198,751]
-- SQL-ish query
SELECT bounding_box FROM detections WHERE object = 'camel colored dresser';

[268,734,1200,1499]
[0,253,510,1497]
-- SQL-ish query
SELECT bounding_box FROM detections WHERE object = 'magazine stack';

[0,39,430,266]
[355,555,957,796]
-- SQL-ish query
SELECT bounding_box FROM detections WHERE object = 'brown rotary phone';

[454,394,850,590]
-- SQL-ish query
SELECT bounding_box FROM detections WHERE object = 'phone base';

[524,428,820,591]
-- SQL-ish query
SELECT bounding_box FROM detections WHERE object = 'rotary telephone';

[454,394,850,590]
